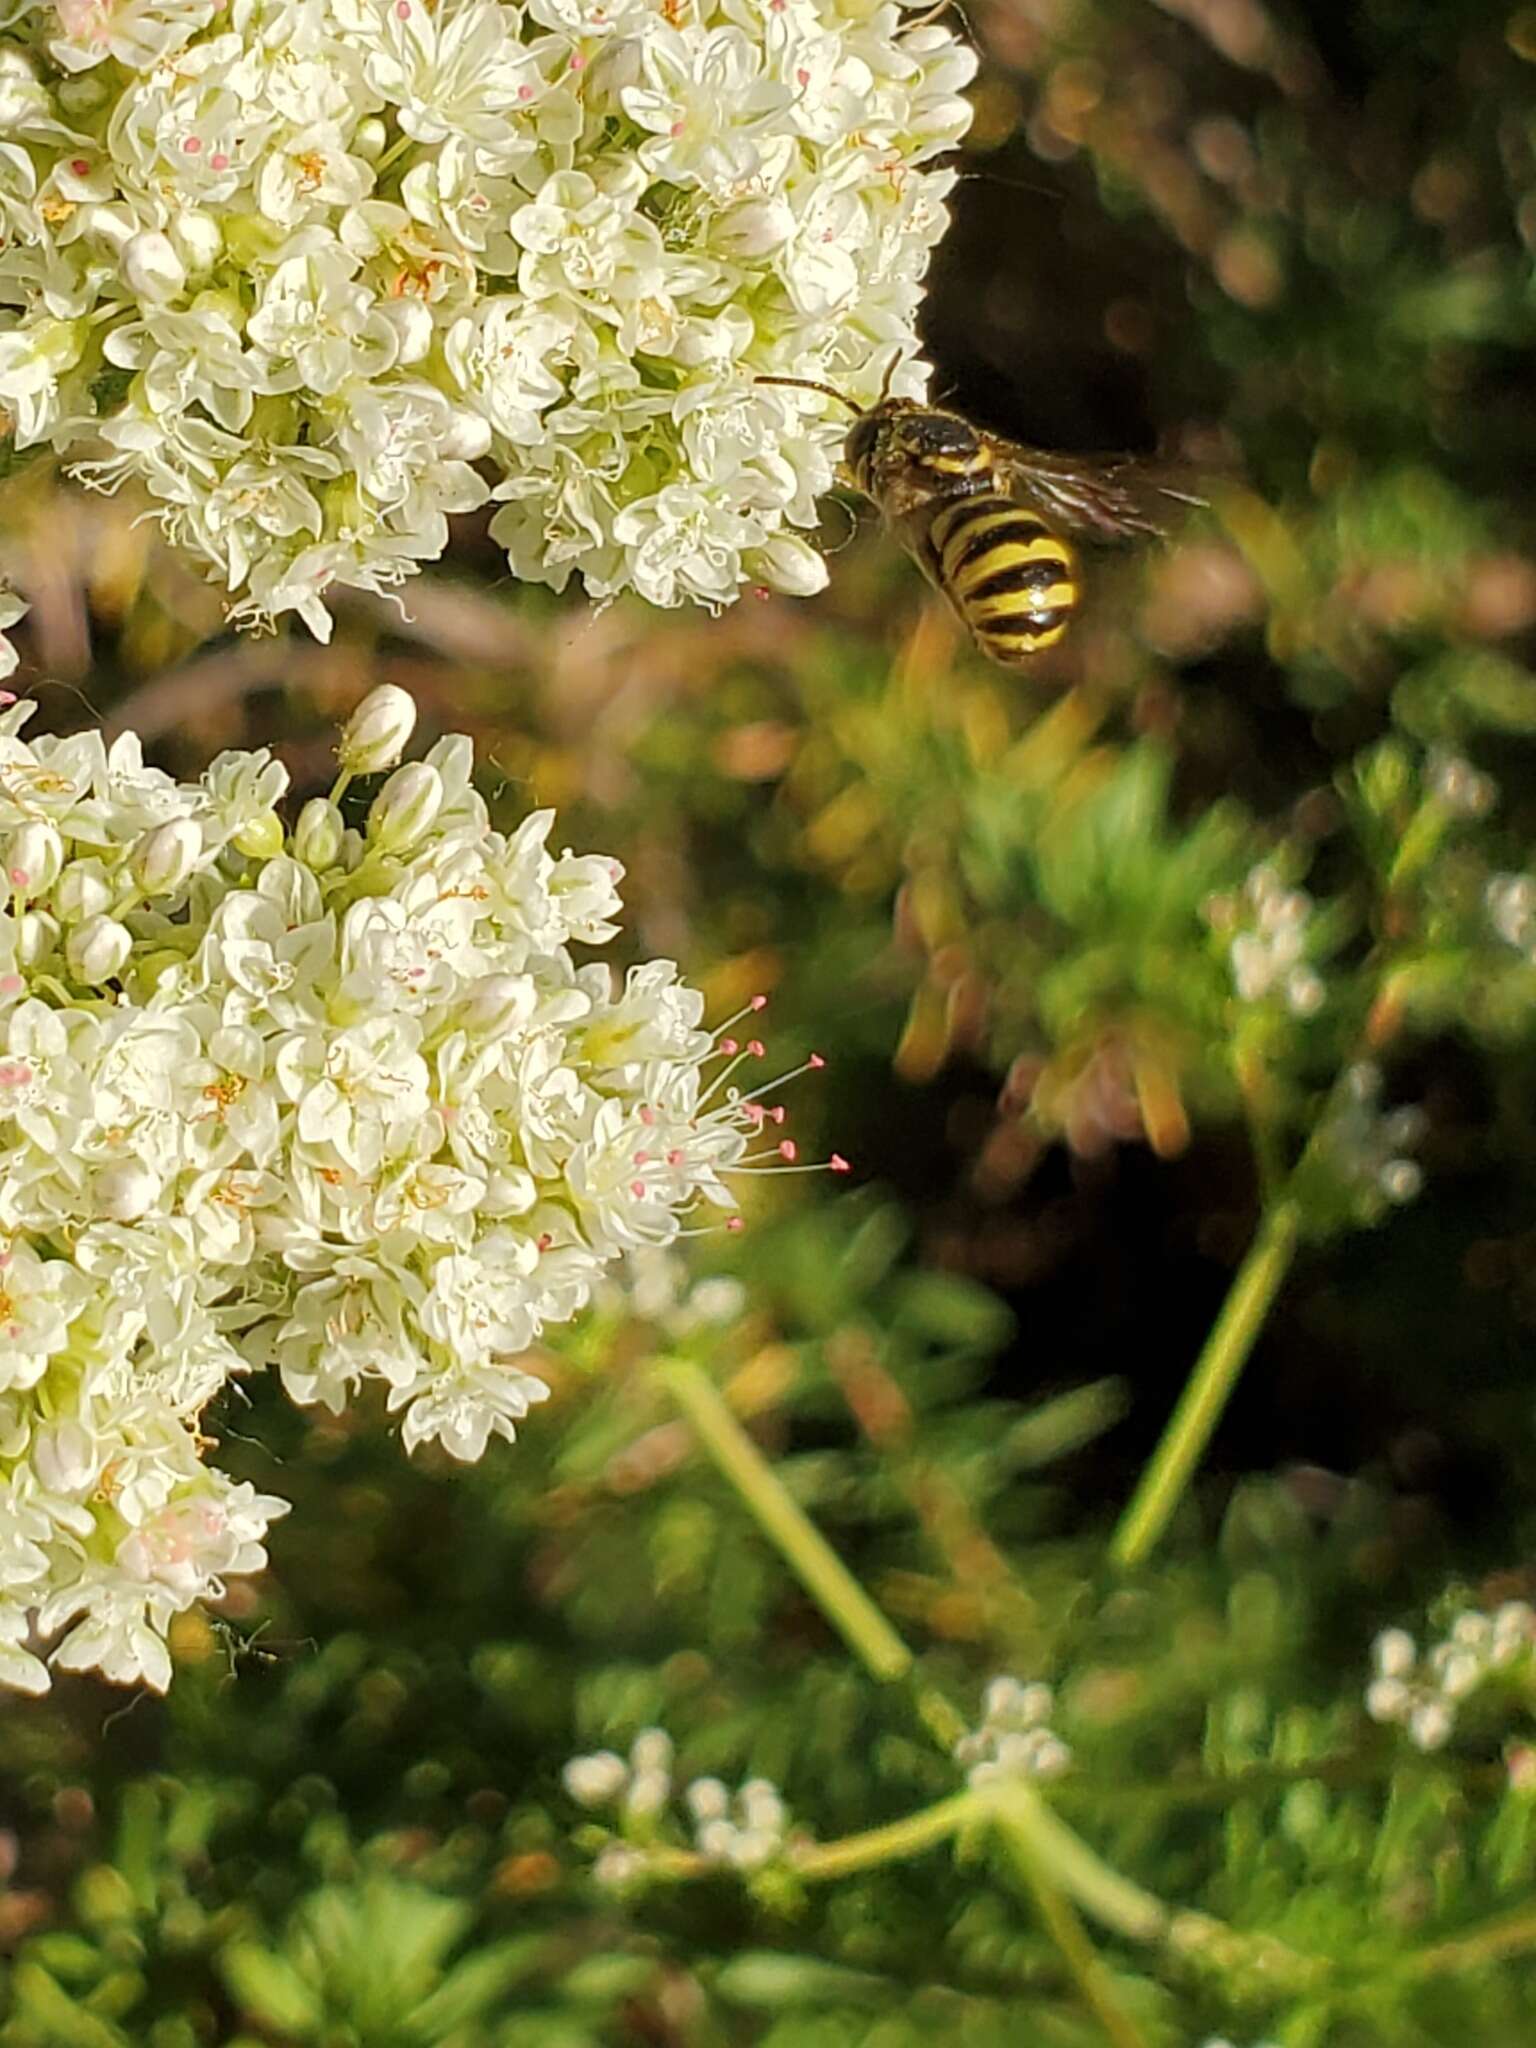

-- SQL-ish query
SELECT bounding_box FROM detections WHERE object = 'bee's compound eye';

[845,412,879,482]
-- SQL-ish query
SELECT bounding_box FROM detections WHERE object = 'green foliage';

[11,0,1536,2042]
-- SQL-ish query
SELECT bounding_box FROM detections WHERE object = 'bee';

[757,366,1203,666]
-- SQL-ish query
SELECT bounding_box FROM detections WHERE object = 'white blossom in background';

[0,0,975,638]
[564,1725,793,1877]
[953,1673,1072,1788]
[1204,861,1325,1019]
[1365,1601,1536,1753]
[0,686,788,1697]
[1313,1061,1426,1216]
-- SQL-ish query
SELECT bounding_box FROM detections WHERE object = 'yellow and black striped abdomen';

[928,496,1080,664]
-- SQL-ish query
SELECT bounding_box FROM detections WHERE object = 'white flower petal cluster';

[1366,1603,1536,1753]
[564,1726,793,1878]
[953,1672,1072,1787]
[0,0,974,637]
[0,685,760,1696]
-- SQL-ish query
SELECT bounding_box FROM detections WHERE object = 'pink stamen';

[0,974,21,997]
[830,1153,850,1174]
[0,1061,33,1087]
[666,1148,684,1166]
[182,135,202,154]
[778,1140,797,1162]
[719,1037,739,1056]
[796,66,810,85]
[537,1232,553,1251]
[669,119,685,137]
[0,693,15,707]
[70,158,90,176]
[630,1180,646,1198]
[727,1216,744,1232]
[634,1150,651,1165]
[8,867,28,888]
[518,82,536,100]
[746,1039,765,1058]
[750,994,768,1011]
[210,151,230,170]
[639,1105,657,1126]
[569,49,585,68]
[809,1052,826,1069]
[770,1106,786,1124]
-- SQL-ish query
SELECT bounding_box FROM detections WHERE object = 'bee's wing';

[987,439,1205,545]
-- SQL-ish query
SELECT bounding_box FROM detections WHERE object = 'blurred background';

[9,0,1536,2041]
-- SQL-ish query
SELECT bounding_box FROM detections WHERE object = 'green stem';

[986,1783,1167,1947]
[1407,1904,1536,1979]
[660,1359,912,1683]
[793,1792,978,1882]
[1109,1201,1301,1570]
[999,1817,1153,2048]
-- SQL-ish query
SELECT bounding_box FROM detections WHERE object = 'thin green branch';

[999,1817,1154,2048]
[659,1358,913,1682]
[1109,1201,1300,1570]
[1408,1904,1536,1980]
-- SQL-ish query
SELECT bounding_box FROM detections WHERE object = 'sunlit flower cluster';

[565,1725,794,1881]
[1366,1602,1536,1753]
[0,0,974,637]
[0,684,773,1696]
[953,1673,1072,1788]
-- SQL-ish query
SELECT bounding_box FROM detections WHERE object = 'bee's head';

[844,400,914,494]
[755,366,916,494]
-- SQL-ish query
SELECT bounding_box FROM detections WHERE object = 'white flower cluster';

[953,1673,1071,1789]
[564,1725,792,1880]
[1315,1061,1425,1213]
[1366,1603,1536,1752]
[1206,862,1325,1018]
[0,0,974,637]
[0,683,770,1696]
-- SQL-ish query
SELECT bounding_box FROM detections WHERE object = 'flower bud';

[233,809,285,861]
[563,1751,628,1807]
[53,863,111,923]
[367,761,444,853]
[440,408,493,462]
[379,296,434,365]
[585,36,643,103]
[130,818,201,895]
[5,821,63,897]
[338,683,417,776]
[17,910,58,967]
[743,533,830,598]
[121,229,187,304]
[292,798,345,870]
[461,972,536,1038]
[713,195,795,258]
[90,1158,159,1223]
[170,210,222,276]
[353,116,389,161]
[66,913,132,984]
[32,1418,98,1494]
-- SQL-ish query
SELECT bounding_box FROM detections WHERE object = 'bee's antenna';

[878,350,904,403]
[756,374,866,417]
